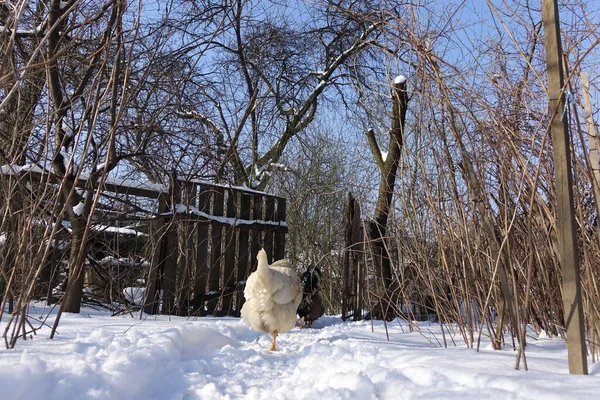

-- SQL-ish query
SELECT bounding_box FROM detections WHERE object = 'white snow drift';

[0,304,599,399]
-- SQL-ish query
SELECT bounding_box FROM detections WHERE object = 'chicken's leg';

[269,331,278,351]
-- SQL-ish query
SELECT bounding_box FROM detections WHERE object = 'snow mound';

[394,75,407,84]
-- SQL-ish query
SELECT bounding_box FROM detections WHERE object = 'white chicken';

[241,248,302,351]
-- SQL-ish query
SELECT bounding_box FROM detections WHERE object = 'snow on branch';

[62,119,74,138]
[252,162,291,183]
[72,202,84,216]
[176,108,222,135]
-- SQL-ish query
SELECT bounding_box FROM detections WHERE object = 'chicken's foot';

[269,331,278,351]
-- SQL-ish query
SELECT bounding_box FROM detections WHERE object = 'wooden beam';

[542,0,588,375]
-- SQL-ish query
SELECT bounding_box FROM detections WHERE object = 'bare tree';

[167,0,386,189]
[365,76,408,320]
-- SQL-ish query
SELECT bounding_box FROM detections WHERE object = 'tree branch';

[367,128,384,170]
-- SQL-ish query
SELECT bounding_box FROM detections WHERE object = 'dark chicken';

[297,266,324,328]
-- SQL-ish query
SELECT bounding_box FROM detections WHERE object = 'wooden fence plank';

[353,199,364,321]
[236,192,252,315]
[250,194,263,272]
[193,185,211,313]
[177,182,196,315]
[273,197,286,261]
[221,189,237,315]
[160,172,181,314]
[264,196,276,261]
[342,193,353,320]
[341,193,365,321]
[144,196,168,314]
[161,220,179,314]
[207,187,224,314]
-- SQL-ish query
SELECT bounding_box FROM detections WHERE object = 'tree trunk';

[367,77,408,320]
[61,216,88,313]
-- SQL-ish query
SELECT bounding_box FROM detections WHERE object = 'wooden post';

[352,199,364,321]
[342,193,353,320]
[580,72,600,245]
[542,0,588,375]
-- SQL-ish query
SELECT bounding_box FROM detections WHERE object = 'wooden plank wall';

[0,168,286,317]
[144,181,288,316]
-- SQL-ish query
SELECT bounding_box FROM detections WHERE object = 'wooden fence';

[142,177,287,316]
[340,192,444,323]
[0,166,287,316]
[342,192,365,321]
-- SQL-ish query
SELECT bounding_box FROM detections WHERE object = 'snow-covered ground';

[1,304,599,399]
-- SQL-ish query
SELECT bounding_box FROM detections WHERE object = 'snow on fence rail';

[1,163,168,198]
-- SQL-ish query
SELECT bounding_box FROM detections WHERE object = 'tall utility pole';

[541,0,588,375]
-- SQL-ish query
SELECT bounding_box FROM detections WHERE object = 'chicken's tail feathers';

[257,248,269,273]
